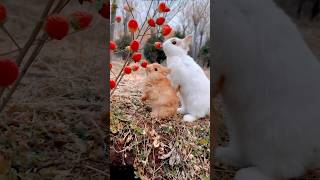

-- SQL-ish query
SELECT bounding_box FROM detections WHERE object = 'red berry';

[109,41,117,50]
[132,64,139,71]
[147,18,155,27]
[99,2,110,19]
[45,14,70,40]
[156,17,165,25]
[110,79,116,89]
[124,66,132,74]
[128,19,138,32]
[162,24,172,36]
[70,11,93,30]
[109,63,112,70]
[158,2,167,12]
[154,42,161,49]
[164,7,170,12]
[115,16,122,23]
[141,60,148,68]
[130,40,140,52]
[132,53,142,62]
[0,3,7,24]
[0,58,19,87]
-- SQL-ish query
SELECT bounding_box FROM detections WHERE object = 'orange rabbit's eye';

[154,68,158,71]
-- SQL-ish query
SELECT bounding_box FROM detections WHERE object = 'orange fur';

[141,63,179,119]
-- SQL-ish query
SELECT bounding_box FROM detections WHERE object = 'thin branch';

[0,26,95,57]
[0,25,21,50]
[15,0,55,67]
[0,34,49,113]
[125,0,135,19]
[136,0,154,38]
[0,0,56,100]
[0,0,71,113]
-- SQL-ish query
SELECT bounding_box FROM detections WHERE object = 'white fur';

[214,0,320,179]
[162,37,210,121]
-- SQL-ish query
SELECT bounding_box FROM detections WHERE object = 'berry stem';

[0,0,71,112]
[0,25,21,50]
[110,0,164,97]
[0,34,49,113]
[0,28,92,57]
[136,0,154,37]
[0,0,56,100]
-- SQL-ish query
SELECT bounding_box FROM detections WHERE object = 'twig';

[0,0,56,100]
[0,34,49,113]
[110,0,162,97]
[0,0,71,113]
[16,0,55,66]
[136,0,154,37]
[0,25,21,50]
[110,60,131,96]
[0,27,94,57]
[125,0,135,20]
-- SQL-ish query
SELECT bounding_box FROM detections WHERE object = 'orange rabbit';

[141,63,179,119]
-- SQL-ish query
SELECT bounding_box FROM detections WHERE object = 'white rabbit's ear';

[182,35,192,52]
[183,35,193,46]
[163,67,171,75]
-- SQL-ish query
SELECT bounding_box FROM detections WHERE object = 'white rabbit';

[162,35,210,122]
[214,0,320,180]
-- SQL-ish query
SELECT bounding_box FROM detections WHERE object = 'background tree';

[143,35,166,64]
[111,0,118,40]
[190,0,209,59]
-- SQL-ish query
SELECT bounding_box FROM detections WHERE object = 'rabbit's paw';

[151,111,159,118]
[177,107,186,114]
[183,114,197,122]
[215,147,248,168]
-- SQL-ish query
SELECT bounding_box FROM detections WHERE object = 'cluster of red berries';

[0,4,18,87]
[44,1,112,40]
[0,58,19,87]
[109,39,149,90]
[44,10,93,40]
[0,2,110,88]
[0,3,7,24]
[109,2,175,91]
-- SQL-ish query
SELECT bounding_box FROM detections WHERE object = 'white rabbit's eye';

[171,40,177,45]
[154,68,158,71]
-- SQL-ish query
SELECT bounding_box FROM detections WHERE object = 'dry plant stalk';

[0,0,76,113]
[110,0,175,96]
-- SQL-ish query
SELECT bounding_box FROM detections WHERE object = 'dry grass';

[110,60,210,180]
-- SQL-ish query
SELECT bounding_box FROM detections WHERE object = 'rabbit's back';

[167,55,210,117]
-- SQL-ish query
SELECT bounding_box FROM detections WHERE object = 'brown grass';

[110,60,210,179]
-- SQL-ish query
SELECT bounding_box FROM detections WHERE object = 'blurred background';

[110,0,210,68]
[213,0,320,179]
[276,0,320,59]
